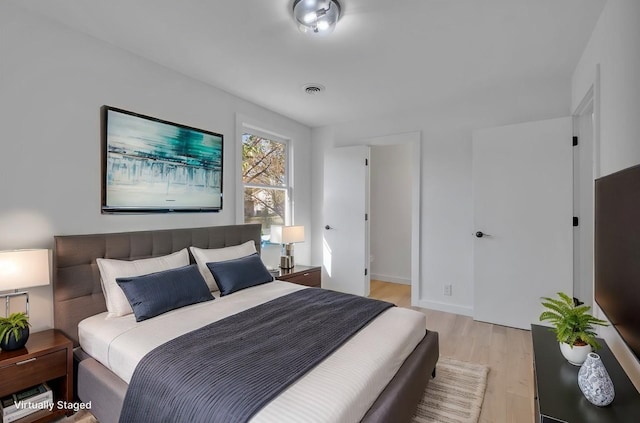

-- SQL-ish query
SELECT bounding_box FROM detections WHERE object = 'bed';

[52,224,439,423]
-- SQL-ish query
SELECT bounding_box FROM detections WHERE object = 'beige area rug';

[412,357,490,423]
[54,409,98,423]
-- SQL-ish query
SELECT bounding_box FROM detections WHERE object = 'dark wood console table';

[532,324,640,422]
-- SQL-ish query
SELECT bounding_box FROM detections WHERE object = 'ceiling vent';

[303,84,325,95]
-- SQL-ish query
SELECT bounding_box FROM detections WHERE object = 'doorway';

[370,143,412,295]
[322,132,421,305]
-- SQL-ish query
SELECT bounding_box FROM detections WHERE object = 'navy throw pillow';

[116,264,214,322]
[206,253,274,296]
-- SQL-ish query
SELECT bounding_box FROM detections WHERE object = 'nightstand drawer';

[0,349,66,396]
[282,270,320,287]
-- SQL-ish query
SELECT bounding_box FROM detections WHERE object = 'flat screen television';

[102,106,223,213]
[595,163,640,362]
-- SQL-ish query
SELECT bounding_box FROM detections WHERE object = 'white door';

[323,145,370,296]
[473,117,573,330]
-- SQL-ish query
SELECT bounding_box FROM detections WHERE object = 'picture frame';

[101,106,223,213]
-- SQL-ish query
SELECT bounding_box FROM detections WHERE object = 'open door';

[473,117,573,329]
[322,145,370,296]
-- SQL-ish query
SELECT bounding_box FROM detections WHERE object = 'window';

[242,132,289,238]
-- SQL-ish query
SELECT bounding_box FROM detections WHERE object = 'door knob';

[475,231,491,238]
[325,225,332,230]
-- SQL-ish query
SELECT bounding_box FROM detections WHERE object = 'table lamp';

[0,249,50,317]
[270,226,305,269]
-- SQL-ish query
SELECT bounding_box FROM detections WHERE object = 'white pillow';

[96,249,190,318]
[190,241,257,292]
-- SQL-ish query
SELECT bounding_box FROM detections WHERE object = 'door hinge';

[572,136,578,146]
[365,213,368,221]
[365,158,368,166]
[573,216,579,227]
[364,268,368,276]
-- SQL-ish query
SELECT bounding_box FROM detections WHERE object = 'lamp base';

[1,291,29,318]
[280,255,295,269]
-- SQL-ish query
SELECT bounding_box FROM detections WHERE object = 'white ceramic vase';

[578,352,615,406]
[559,342,592,366]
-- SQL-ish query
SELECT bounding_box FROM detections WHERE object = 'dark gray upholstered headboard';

[53,224,262,347]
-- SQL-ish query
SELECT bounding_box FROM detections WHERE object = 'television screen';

[594,163,640,362]
[102,106,223,213]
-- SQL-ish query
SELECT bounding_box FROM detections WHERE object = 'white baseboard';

[371,273,411,285]
[416,299,474,317]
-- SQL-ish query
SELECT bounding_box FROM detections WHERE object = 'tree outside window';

[242,133,288,239]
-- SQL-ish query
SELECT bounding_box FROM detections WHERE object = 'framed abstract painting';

[101,106,223,213]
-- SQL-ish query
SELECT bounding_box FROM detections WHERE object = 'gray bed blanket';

[119,288,394,423]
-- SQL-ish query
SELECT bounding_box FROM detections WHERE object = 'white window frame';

[236,116,292,229]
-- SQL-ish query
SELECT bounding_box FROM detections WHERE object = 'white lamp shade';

[0,249,50,291]
[270,226,305,244]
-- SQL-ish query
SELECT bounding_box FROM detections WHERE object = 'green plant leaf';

[557,292,574,305]
[540,293,608,350]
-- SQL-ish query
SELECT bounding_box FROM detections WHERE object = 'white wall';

[370,144,412,284]
[0,3,312,331]
[311,77,571,315]
[571,0,640,389]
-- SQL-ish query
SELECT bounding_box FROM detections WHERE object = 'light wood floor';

[369,280,535,423]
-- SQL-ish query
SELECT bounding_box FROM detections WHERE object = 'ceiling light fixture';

[293,0,342,36]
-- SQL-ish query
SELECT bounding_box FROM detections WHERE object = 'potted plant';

[540,292,608,366]
[0,312,31,351]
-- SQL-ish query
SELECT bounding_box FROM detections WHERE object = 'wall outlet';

[443,284,452,296]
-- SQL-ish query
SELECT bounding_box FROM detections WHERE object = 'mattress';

[78,281,426,423]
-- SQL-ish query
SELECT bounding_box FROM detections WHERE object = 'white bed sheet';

[78,281,426,423]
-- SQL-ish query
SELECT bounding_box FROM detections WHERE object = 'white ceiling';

[14,0,606,128]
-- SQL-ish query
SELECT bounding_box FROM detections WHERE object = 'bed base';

[75,331,438,423]
[361,330,439,422]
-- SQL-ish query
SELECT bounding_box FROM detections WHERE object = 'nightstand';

[275,265,321,287]
[0,329,73,422]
